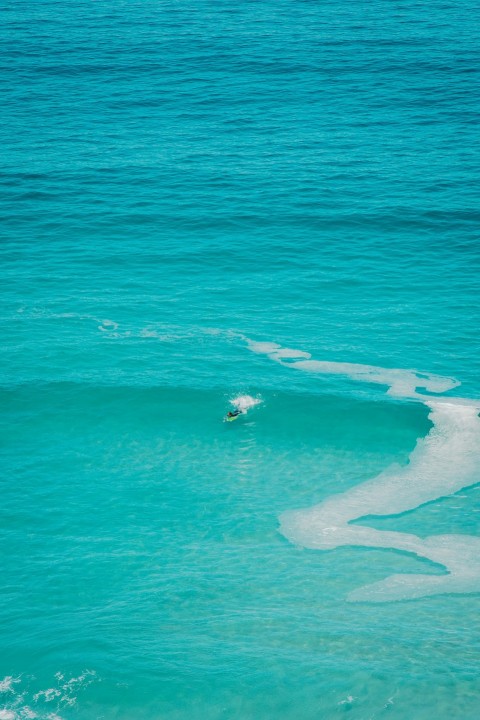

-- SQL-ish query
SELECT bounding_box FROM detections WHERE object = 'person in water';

[227,409,242,418]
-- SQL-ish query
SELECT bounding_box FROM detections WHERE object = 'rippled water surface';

[1,1,480,718]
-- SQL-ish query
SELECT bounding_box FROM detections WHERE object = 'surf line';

[246,339,480,602]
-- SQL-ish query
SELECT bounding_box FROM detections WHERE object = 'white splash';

[231,394,262,413]
[247,338,480,602]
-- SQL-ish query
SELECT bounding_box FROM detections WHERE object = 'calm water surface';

[1,1,480,718]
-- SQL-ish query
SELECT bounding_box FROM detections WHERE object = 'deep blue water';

[1,1,480,718]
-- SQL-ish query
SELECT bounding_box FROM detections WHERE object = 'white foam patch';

[33,690,60,704]
[247,341,281,354]
[270,348,311,359]
[0,678,20,694]
[254,350,459,397]
[231,395,262,412]
[98,319,118,332]
[245,338,461,396]
[19,709,37,719]
[246,338,480,601]
[0,672,97,720]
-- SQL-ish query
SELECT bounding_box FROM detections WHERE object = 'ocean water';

[2,0,480,718]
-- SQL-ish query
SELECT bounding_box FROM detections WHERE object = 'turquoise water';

[2,0,480,718]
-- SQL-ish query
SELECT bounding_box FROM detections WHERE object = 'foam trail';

[246,339,460,397]
[247,338,480,601]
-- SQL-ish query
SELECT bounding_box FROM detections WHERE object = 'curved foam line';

[246,338,480,602]
[247,339,460,397]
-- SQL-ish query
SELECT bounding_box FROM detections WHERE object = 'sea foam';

[0,672,96,720]
[247,339,480,602]
[230,394,262,412]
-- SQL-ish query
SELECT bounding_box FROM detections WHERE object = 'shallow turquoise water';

[2,1,480,718]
